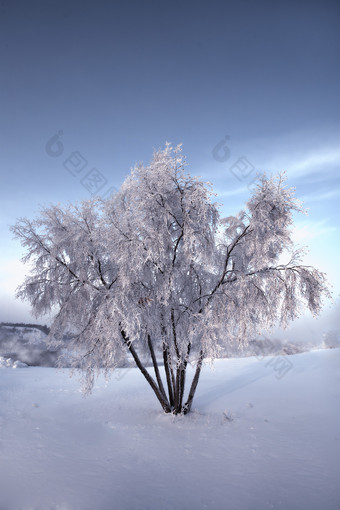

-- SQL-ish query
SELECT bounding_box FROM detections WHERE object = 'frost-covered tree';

[12,144,330,414]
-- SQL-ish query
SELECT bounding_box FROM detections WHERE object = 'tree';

[12,144,330,414]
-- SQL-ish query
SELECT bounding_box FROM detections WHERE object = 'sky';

[1,0,339,334]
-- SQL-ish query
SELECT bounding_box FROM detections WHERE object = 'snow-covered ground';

[0,348,339,510]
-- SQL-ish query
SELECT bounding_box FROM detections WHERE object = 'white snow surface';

[0,348,339,510]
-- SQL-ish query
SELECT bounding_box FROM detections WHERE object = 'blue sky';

[1,0,339,330]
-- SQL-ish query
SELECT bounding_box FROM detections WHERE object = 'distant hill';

[0,322,50,335]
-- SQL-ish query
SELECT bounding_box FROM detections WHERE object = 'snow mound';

[0,356,28,368]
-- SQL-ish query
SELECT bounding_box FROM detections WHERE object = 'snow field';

[0,348,339,510]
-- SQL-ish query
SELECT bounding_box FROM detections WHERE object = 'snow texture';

[0,348,339,510]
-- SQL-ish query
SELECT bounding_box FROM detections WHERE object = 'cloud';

[225,128,340,181]
[301,188,340,203]
[216,186,250,198]
[198,127,340,206]
[292,220,337,243]
[287,149,340,178]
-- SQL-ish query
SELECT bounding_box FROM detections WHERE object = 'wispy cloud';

[292,219,337,243]
[288,149,340,178]
[199,127,340,199]
[216,186,249,198]
[224,128,340,182]
[301,188,340,203]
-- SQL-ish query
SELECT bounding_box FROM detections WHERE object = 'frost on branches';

[12,144,331,414]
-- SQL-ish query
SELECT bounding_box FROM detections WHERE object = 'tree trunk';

[174,364,181,412]
[182,350,204,414]
[178,342,191,410]
[147,334,167,400]
[120,329,171,413]
[162,342,174,407]
[120,328,203,416]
